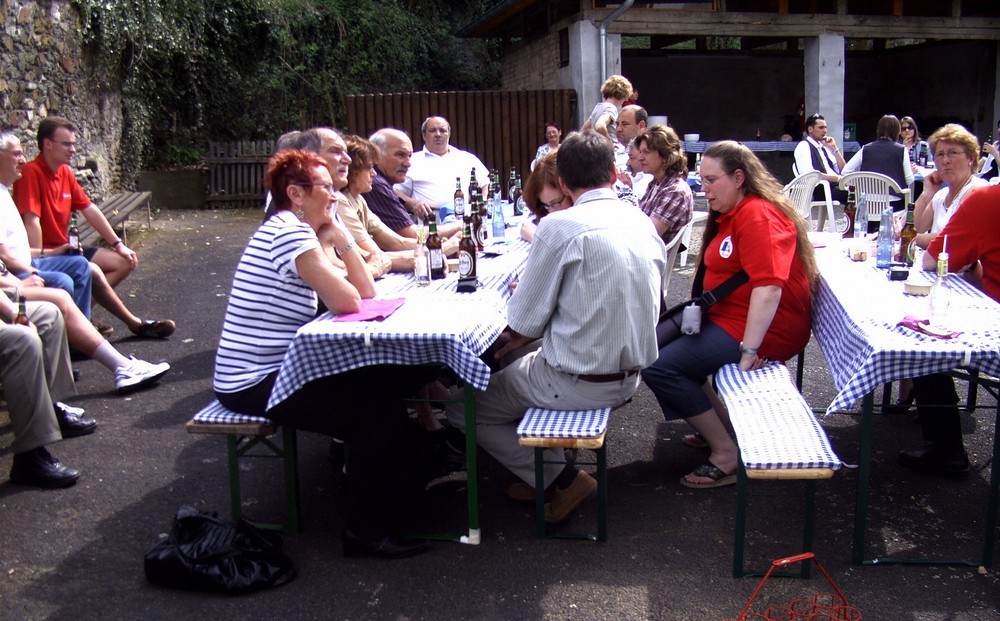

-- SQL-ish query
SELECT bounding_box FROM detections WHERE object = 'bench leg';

[282,427,300,534]
[733,461,748,578]
[533,446,607,542]
[226,435,243,523]
[596,445,608,542]
[534,448,547,539]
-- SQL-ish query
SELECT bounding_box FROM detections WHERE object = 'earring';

[296,209,305,219]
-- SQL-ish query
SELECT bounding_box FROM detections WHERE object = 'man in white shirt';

[793,113,848,203]
[445,131,667,526]
[394,116,489,227]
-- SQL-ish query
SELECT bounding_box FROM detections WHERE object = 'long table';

[268,237,531,544]
[811,241,1000,566]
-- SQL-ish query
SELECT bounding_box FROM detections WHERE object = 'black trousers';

[217,365,435,540]
[911,373,964,455]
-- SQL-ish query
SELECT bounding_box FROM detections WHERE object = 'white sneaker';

[115,356,170,394]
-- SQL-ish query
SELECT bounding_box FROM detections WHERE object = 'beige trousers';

[1,301,76,454]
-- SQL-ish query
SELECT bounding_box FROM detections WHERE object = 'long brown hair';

[697,140,818,286]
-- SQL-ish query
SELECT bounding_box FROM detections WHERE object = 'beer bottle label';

[476,223,489,247]
[429,248,443,270]
[454,198,464,219]
[459,250,474,277]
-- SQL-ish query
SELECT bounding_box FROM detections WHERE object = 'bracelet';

[739,342,759,355]
[335,240,355,257]
[113,239,123,247]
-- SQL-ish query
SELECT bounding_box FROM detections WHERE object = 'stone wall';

[1,0,124,200]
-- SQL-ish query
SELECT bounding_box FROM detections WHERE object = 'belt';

[578,370,638,383]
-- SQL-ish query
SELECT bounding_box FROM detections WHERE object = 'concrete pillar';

[803,33,846,146]
[568,19,621,129]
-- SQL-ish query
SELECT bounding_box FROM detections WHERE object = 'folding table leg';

[462,383,481,544]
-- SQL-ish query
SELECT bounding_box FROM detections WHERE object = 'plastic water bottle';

[491,195,505,241]
[876,207,893,269]
[854,193,867,239]
[929,251,951,323]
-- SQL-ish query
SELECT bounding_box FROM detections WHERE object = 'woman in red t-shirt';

[640,141,818,488]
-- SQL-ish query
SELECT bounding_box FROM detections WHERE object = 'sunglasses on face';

[901,126,914,131]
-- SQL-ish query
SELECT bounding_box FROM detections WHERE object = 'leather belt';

[578,370,638,383]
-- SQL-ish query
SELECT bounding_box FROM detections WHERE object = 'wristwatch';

[739,342,759,355]
[335,240,355,257]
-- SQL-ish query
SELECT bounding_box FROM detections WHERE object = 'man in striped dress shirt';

[446,131,667,524]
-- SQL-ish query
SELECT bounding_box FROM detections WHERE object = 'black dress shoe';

[55,402,97,438]
[9,446,80,489]
[898,447,970,479]
[342,529,430,559]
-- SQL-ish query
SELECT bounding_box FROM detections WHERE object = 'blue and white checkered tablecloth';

[267,240,531,409]
[813,246,1000,414]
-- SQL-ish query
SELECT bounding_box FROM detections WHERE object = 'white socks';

[92,340,131,373]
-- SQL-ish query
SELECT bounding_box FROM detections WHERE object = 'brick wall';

[0,1,123,199]
[502,32,563,91]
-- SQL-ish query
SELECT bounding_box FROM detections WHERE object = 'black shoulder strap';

[695,270,749,307]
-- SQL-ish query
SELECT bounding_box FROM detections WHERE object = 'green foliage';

[71,0,500,173]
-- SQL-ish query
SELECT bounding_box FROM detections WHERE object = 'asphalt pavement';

[1,207,999,621]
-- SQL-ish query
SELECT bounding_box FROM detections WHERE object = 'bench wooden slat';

[185,419,276,436]
[78,191,151,247]
[519,433,606,450]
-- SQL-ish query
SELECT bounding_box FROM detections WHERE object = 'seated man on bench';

[444,131,666,524]
[11,117,174,338]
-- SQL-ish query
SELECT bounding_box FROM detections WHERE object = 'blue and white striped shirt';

[214,211,320,394]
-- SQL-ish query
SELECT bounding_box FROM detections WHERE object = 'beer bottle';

[842,185,857,239]
[898,201,917,266]
[471,194,485,251]
[468,168,478,206]
[14,290,30,326]
[458,218,477,281]
[508,166,517,201]
[512,175,524,216]
[453,177,465,221]
[414,226,430,286]
[68,212,82,254]
[426,214,445,280]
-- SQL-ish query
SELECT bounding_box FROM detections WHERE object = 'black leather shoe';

[342,529,430,559]
[9,447,80,489]
[55,402,97,438]
[898,447,970,479]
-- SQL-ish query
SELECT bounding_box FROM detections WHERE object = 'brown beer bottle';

[470,194,484,251]
[14,291,30,326]
[453,177,465,221]
[458,218,477,281]
[426,214,445,280]
[842,186,857,239]
[898,201,917,266]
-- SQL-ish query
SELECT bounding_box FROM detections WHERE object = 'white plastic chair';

[838,172,910,230]
[679,210,708,267]
[791,163,839,232]
[782,171,825,231]
[661,225,687,307]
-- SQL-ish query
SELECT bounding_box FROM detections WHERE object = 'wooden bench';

[714,363,842,578]
[185,400,300,533]
[78,191,152,247]
[517,407,611,541]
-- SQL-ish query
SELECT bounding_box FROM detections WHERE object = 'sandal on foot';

[682,433,710,449]
[679,461,737,489]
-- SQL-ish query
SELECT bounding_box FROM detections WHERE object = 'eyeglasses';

[934,150,968,160]
[901,126,914,131]
[700,173,730,187]
[544,195,566,211]
[296,183,336,194]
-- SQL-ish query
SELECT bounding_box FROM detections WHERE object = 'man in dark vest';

[793,113,848,203]
[840,114,913,206]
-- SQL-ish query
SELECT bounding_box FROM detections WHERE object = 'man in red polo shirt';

[13,117,174,338]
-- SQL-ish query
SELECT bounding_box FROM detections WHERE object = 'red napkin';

[897,315,962,339]
[332,298,405,322]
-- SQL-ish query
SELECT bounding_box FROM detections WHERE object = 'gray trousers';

[446,347,638,488]
[1,301,75,455]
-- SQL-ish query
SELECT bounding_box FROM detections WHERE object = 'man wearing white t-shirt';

[394,116,488,233]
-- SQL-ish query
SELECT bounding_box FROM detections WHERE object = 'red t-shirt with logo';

[703,195,813,361]
[12,157,91,248]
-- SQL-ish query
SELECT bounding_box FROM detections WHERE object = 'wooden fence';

[205,140,275,209]
[204,90,578,208]
[345,90,578,182]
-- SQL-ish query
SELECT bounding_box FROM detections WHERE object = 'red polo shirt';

[12,156,91,248]
[703,195,813,361]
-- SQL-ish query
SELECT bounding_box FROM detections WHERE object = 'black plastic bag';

[144,505,296,594]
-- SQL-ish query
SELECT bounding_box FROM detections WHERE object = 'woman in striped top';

[213,149,433,559]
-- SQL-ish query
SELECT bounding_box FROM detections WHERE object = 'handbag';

[656,269,749,348]
[144,505,296,594]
